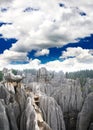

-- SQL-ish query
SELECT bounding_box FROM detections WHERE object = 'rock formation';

[52,79,83,130]
[39,95,66,130]
[1,67,93,130]
[3,68,25,83]
[81,78,93,98]
[37,67,53,83]
[0,70,65,130]
[2,68,25,94]
[20,97,40,130]
[0,100,10,130]
[76,92,93,130]
[27,82,56,96]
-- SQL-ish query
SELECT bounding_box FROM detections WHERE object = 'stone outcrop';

[52,79,83,130]
[52,80,83,113]
[3,68,25,83]
[82,78,93,98]
[37,67,53,83]
[2,68,93,130]
[0,80,65,130]
[0,83,10,104]
[0,100,10,130]
[39,95,66,130]
[20,97,40,130]
[6,103,18,130]
[76,92,93,130]
[27,82,56,96]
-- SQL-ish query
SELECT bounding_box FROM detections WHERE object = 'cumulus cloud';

[0,47,93,72]
[0,50,28,61]
[60,47,83,58]
[0,49,28,69]
[44,59,93,72]
[0,0,93,52]
[60,47,93,64]
[0,0,93,72]
[4,55,93,72]
[6,59,41,70]
[34,49,50,57]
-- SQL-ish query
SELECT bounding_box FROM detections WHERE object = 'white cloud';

[0,50,28,69]
[7,47,93,72]
[0,0,93,52]
[6,59,41,70]
[60,47,83,58]
[0,0,93,72]
[34,49,50,57]
[0,47,93,72]
[44,59,93,72]
[60,47,93,64]
[3,56,93,73]
[0,50,28,61]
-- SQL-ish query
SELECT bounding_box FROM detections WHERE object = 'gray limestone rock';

[52,79,83,130]
[76,92,93,130]
[1,70,88,130]
[20,97,39,130]
[89,123,93,130]
[0,84,10,104]
[27,82,55,96]
[6,103,18,130]
[82,78,93,98]
[3,68,25,83]
[39,95,66,130]
[10,100,20,122]
[0,100,10,130]
[15,87,27,113]
[52,80,83,113]
[37,67,53,83]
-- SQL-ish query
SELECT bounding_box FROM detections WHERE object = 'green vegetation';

[0,71,3,81]
[89,85,93,93]
[66,70,93,79]
[66,70,93,88]
[12,69,17,75]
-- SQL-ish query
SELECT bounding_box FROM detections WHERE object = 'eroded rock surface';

[76,92,93,130]
[39,95,66,130]
[20,97,40,130]
[1,68,93,130]
[0,100,10,130]
[0,81,65,130]
[27,82,56,96]
[52,79,83,130]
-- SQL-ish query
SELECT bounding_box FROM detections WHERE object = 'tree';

[12,69,17,75]
[0,71,3,81]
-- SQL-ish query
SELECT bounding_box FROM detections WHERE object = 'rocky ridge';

[0,67,93,130]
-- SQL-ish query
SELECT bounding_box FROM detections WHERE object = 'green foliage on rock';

[0,71,3,81]
[65,70,93,88]
[12,69,17,75]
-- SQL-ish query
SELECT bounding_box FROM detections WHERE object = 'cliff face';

[0,100,10,130]
[76,92,93,130]
[52,79,83,130]
[1,68,93,130]
[39,96,65,130]
[0,82,65,130]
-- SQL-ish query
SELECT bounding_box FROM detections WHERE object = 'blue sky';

[0,0,93,72]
